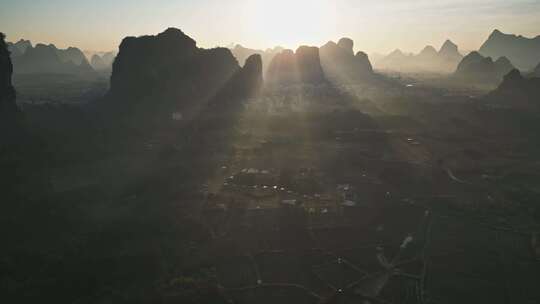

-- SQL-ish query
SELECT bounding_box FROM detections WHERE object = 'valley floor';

[2,80,540,304]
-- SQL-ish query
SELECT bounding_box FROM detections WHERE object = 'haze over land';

[2,1,540,304]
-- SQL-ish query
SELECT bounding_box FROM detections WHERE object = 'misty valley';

[1,20,540,304]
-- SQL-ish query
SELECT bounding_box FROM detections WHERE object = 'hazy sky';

[1,0,539,54]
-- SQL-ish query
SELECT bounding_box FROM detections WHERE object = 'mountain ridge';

[374,40,462,73]
[479,29,540,70]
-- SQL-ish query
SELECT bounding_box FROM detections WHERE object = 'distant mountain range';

[230,45,283,74]
[231,38,378,86]
[8,40,96,76]
[373,40,463,73]
[479,29,540,71]
[7,39,31,57]
[454,51,515,84]
[372,29,540,74]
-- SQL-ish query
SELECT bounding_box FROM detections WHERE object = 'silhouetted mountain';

[337,38,354,56]
[101,52,116,66]
[375,49,411,71]
[7,43,21,57]
[230,44,283,74]
[89,52,115,72]
[439,40,462,62]
[230,44,258,66]
[57,47,95,74]
[208,54,263,110]
[12,43,95,75]
[320,38,374,84]
[418,45,438,60]
[494,56,514,75]
[266,46,325,85]
[14,39,31,53]
[456,51,485,69]
[386,49,410,62]
[374,40,463,73]
[0,33,18,115]
[266,49,297,85]
[454,51,515,84]
[13,44,63,73]
[107,28,260,123]
[355,52,373,73]
[296,46,325,83]
[57,47,88,65]
[479,29,540,71]
[237,54,263,94]
[485,69,540,109]
[91,54,106,70]
[7,39,32,57]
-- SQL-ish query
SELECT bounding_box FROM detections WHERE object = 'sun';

[244,0,338,49]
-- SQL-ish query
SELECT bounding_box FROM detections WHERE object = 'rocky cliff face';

[454,51,515,84]
[0,33,18,115]
[479,29,540,71]
[319,38,374,83]
[108,28,261,122]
